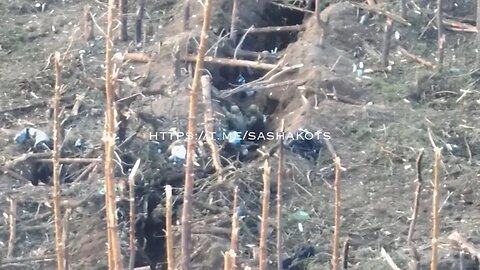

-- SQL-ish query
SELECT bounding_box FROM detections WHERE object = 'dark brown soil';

[1,0,480,270]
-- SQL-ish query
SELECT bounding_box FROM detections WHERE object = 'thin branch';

[431,147,442,270]
[407,149,424,246]
[381,247,402,270]
[234,26,254,60]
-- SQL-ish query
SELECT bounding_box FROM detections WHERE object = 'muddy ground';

[0,0,480,269]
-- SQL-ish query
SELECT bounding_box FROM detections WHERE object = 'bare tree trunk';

[135,0,146,48]
[400,0,407,19]
[381,18,394,68]
[105,0,124,269]
[276,121,285,270]
[331,157,341,270]
[230,0,239,43]
[180,0,214,269]
[259,160,271,270]
[52,52,65,270]
[183,0,190,31]
[229,186,239,270]
[165,185,175,270]
[477,0,480,67]
[430,148,441,270]
[437,0,445,71]
[119,0,128,41]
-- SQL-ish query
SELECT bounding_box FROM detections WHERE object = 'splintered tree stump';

[119,0,128,41]
[83,5,94,41]
[381,18,394,68]
[135,0,146,47]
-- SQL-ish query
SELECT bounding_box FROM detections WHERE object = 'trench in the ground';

[129,3,309,270]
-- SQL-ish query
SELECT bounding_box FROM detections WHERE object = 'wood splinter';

[6,197,17,259]
[201,75,223,181]
[398,47,434,68]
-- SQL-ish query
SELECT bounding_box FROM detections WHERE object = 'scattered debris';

[284,129,323,161]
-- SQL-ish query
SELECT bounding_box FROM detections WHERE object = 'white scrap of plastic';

[169,145,186,160]
[298,222,304,232]
[394,30,401,40]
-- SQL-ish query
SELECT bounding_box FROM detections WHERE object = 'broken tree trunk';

[477,0,480,67]
[119,0,128,41]
[183,0,190,31]
[135,0,146,47]
[230,0,239,42]
[201,75,223,178]
[381,18,394,68]
[83,6,94,41]
[437,0,445,71]
[400,0,407,19]
[52,52,66,270]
